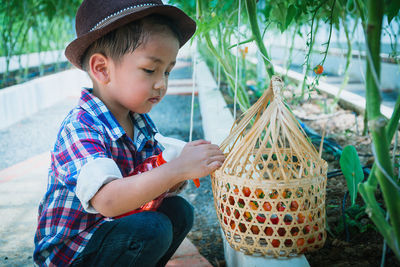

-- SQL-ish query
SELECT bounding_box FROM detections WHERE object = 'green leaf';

[385,0,400,24]
[285,4,297,29]
[271,3,286,32]
[340,145,364,206]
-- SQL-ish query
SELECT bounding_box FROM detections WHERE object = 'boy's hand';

[173,140,225,180]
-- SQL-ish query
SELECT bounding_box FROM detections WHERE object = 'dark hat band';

[91,3,161,32]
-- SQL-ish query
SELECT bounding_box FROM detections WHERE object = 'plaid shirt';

[34,88,162,266]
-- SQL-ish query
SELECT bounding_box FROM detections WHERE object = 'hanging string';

[189,5,200,142]
[234,0,242,122]
[189,48,197,142]
[217,63,221,89]
[217,62,221,117]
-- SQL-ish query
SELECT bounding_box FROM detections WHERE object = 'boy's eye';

[143,69,155,74]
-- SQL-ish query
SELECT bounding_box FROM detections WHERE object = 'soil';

[290,92,400,267]
[188,81,400,267]
[181,177,226,267]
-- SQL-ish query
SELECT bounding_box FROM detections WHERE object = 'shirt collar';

[78,88,158,151]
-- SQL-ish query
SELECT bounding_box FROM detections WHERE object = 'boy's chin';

[132,106,154,114]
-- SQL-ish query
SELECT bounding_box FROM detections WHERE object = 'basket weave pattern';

[212,76,327,257]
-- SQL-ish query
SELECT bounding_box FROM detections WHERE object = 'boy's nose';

[154,77,167,91]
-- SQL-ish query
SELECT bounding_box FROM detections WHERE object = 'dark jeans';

[71,196,194,267]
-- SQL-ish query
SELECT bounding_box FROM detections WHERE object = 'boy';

[33,0,225,266]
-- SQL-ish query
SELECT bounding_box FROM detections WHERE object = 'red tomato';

[263,202,272,211]
[233,186,239,195]
[307,237,316,244]
[278,227,286,236]
[249,201,259,210]
[283,214,293,225]
[238,223,247,233]
[229,196,235,205]
[255,188,265,198]
[290,227,299,236]
[270,214,279,224]
[269,190,279,199]
[297,238,305,246]
[256,214,266,223]
[297,213,305,224]
[272,239,280,248]
[303,225,311,234]
[234,209,240,219]
[242,187,251,197]
[251,225,260,234]
[225,207,231,216]
[282,189,292,199]
[290,201,299,211]
[318,233,323,241]
[313,64,324,75]
[244,211,253,222]
[284,239,293,247]
[238,199,245,208]
[264,227,274,236]
[277,202,286,212]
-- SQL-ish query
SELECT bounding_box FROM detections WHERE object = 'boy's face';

[105,30,180,115]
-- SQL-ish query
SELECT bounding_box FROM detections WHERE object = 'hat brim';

[65,5,196,69]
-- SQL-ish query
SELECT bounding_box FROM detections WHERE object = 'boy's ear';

[89,53,110,85]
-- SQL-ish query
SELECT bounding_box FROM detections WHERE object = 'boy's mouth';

[148,97,160,103]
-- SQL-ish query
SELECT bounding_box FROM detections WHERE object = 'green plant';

[340,145,364,206]
[0,0,81,88]
[338,2,400,260]
[357,0,400,260]
[330,0,359,110]
[335,204,376,235]
[172,0,400,259]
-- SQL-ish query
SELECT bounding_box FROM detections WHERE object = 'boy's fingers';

[189,139,211,146]
[208,144,222,151]
[208,155,225,164]
[207,161,223,172]
[207,147,224,158]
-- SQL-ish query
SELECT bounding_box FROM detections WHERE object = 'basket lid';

[219,76,326,182]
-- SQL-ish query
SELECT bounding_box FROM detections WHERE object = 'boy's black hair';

[81,14,182,71]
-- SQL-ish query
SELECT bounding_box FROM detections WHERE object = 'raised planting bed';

[0,50,69,89]
[0,69,91,130]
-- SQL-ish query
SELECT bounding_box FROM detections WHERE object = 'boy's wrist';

[164,158,187,183]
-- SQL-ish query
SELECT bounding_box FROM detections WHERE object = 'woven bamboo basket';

[211,76,327,257]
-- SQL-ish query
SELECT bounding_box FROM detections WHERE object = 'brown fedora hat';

[65,0,196,69]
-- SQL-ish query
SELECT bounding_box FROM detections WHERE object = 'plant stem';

[244,0,274,78]
[386,94,400,140]
[284,24,299,79]
[362,0,400,259]
[332,15,358,109]
[300,20,319,99]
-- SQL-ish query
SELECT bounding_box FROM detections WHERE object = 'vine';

[303,0,336,100]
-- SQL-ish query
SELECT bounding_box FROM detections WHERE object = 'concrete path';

[0,50,212,266]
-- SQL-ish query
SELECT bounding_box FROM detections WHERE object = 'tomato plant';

[170,0,400,260]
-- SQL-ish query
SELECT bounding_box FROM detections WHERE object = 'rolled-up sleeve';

[76,158,122,213]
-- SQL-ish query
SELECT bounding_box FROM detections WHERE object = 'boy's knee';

[161,196,194,231]
[116,212,173,248]
[179,197,194,229]
[137,212,173,249]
